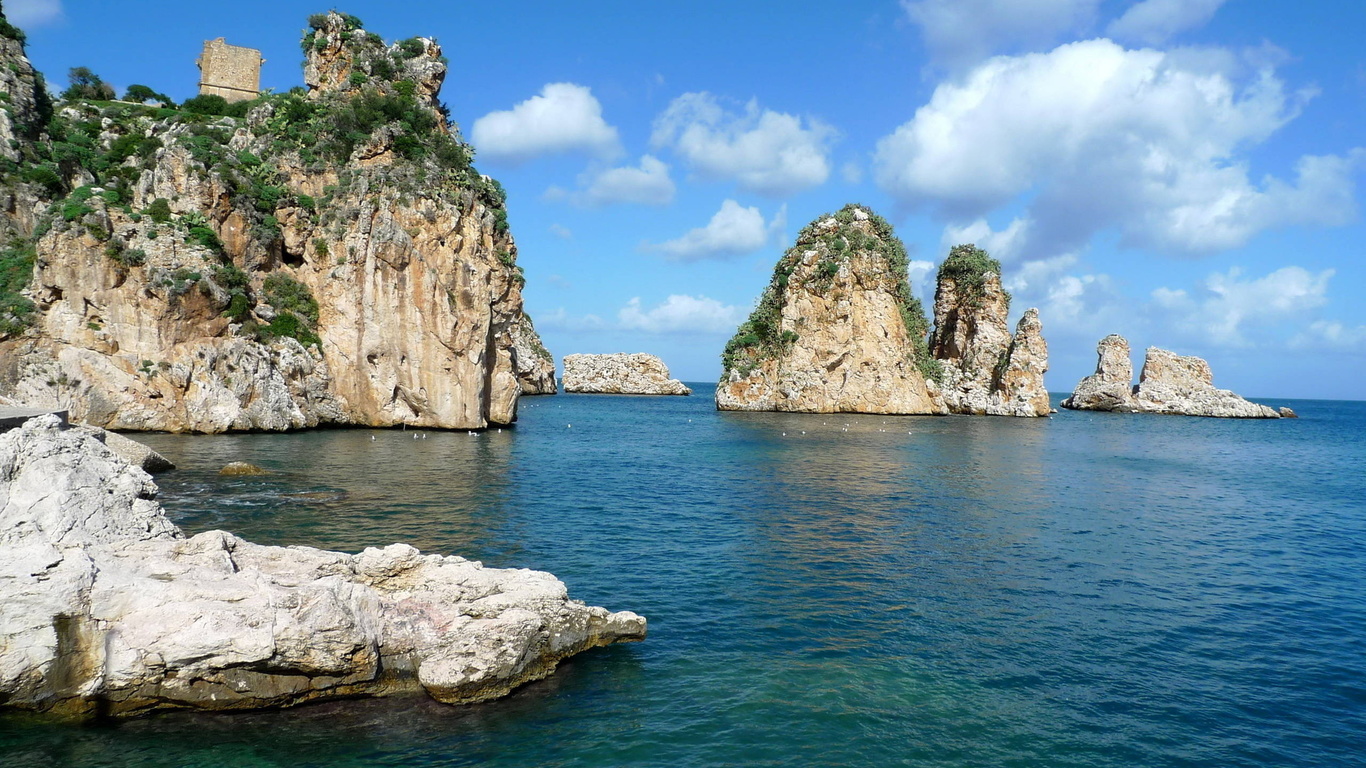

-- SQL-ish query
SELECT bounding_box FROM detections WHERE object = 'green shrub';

[262,273,319,324]
[187,226,222,254]
[936,244,1006,309]
[61,67,115,101]
[0,240,37,337]
[213,264,250,291]
[146,198,172,223]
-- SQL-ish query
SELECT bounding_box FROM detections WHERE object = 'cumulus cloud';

[6,0,63,28]
[1107,0,1227,45]
[546,155,675,207]
[618,295,745,334]
[941,217,1031,263]
[902,0,1101,70]
[471,83,621,166]
[535,307,607,333]
[651,93,835,197]
[1151,266,1334,346]
[874,39,1363,260]
[644,199,784,262]
[1291,320,1366,351]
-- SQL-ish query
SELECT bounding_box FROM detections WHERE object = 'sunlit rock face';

[563,353,690,395]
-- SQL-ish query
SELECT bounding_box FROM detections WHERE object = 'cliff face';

[716,206,945,414]
[563,353,690,395]
[1062,335,1279,418]
[0,415,644,718]
[510,312,557,394]
[929,246,1049,417]
[0,11,555,431]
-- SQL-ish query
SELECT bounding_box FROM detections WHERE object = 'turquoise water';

[3,391,1364,767]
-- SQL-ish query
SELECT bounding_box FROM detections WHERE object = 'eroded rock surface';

[717,206,944,414]
[1062,336,1280,418]
[0,11,554,432]
[563,353,690,395]
[510,313,557,395]
[0,416,645,718]
[930,246,1049,417]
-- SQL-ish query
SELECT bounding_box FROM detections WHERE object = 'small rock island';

[562,353,691,395]
[0,415,645,718]
[1062,334,1283,418]
[715,206,1049,416]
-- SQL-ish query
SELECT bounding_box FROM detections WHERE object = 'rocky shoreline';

[562,353,691,395]
[0,415,645,718]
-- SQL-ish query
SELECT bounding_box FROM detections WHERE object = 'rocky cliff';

[0,10,554,431]
[929,245,1049,417]
[510,312,557,394]
[716,208,1048,417]
[563,353,690,395]
[716,205,945,414]
[1062,335,1280,418]
[0,415,645,717]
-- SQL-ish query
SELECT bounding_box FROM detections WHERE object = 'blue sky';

[11,0,1366,399]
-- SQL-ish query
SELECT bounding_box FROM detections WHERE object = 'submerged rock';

[716,206,944,414]
[1279,407,1298,418]
[219,461,268,476]
[0,416,645,717]
[929,246,1049,417]
[562,353,690,395]
[1062,336,1279,418]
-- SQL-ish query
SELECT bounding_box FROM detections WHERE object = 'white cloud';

[907,259,935,299]
[1151,266,1334,346]
[651,93,835,197]
[841,161,864,185]
[7,0,63,28]
[549,223,573,240]
[471,83,621,166]
[902,0,1101,70]
[548,155,675,207]
[941,217,1031,263]
[618,295,744,334]
[874,39,1363,260]
[644,199,783,262]
[1107,0,1227,46]
[1291,320,1366,351]
[535,308,607,333]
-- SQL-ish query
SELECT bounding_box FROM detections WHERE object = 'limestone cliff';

[929,245,1049,417]
[0,10,555,431]
[716,205,944,414]
[563,353,690,395]
[510,312,557,394]
[0,415,644,718]
[1062,335,1280,418]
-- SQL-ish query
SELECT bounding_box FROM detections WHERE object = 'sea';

[2,389,1364,767]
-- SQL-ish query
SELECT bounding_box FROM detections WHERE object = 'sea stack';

[0,11,553,432]
[1062,335,1280,418]
[716,205,945,414]
[562,353,691,395]
[930,245,1050,417]
[0,415,646,718]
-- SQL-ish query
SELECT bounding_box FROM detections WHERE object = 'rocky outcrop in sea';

[562,353,690,395]
[0,11,553,432]
[0,415,645,718]
[1062,335,1280,418]
[929,246,1049,417]
[715,207,1048,416]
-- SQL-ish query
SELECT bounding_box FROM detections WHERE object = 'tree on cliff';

[61,67,115,101]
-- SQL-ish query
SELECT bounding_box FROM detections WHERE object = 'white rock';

[562,353,690,395]
[0,416,645,718]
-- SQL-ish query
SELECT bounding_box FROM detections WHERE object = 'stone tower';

[196,38,264,102]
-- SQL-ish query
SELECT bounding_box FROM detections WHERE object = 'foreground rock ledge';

[562,353,691,395]
[0,416,645,718]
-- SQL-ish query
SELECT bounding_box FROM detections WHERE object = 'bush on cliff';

[937,244,1006,309]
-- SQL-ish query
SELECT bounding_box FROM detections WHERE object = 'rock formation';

[716,208,1049,417]
[716,206,945,414]
[1062,336,1280,418]
[0,10,554,432]
[0,415,645,718]
[510,313,557,395]
[1059,334,1138,412]
[563,353,690,395]
[929,245,1049,417]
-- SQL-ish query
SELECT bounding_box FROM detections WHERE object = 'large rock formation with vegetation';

[1062,335,1281,418]
[716,205,945,414]
[0,414,646,718]
[929,245,1050,417]
[716,207,1048,417]
[0,10,554,431]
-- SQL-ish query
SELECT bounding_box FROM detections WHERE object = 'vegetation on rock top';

[720,204,940,382]
[937,243,1008,310]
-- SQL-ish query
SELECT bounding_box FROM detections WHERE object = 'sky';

[10,0,1366,399]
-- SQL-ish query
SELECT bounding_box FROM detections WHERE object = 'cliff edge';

[0,10,554,431]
